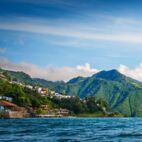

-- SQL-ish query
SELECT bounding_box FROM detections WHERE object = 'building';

[0,100,17,112]
[54,93,72,99]
[25,85,33,90]
[50,91,55,95]
[0,100,31,118]
[54,108,70,116]
[36,87,49,95]
[0,96,13,102]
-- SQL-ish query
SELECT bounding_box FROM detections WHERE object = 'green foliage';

[51,96,108,114]
[41,69,142,117]
[85,96,99,113]
[1,70,35,85]
[0,76,109,115]
[0,78,53,108]
[2,68,142,116]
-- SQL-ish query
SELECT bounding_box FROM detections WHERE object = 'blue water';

[0,118,142,142]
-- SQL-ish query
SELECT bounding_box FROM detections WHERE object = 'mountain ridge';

[1,68,142,116]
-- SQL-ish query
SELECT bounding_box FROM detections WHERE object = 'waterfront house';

[0,100,31,118]
[0,96,13,102]
[54,108,70,116]
[0,100,17,112]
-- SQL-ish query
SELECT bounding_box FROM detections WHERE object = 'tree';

[85,96,99,113]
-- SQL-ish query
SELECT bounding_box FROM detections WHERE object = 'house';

[54,108,70,116]
[0,100,31,118]
[25,85,33,90]
[36,87,48,95]
[10,81,23,86]
[54,93,72,99]
[50,91,55,95]
[0,100,17,112]
[0,96,13,102]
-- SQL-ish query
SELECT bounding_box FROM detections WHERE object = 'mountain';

[1,68,142,116]
[93,69,126,81]
[0,68,68,93]
[48,70,142,116]
[67,76,85,84]
[34,78,68,94]
[0,68,34,85]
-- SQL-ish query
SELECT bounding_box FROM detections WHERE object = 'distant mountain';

[1,68,142,116]
[47,69,142,117]
[0,68,68,94]
[34,78,68,94]
[0,68,34,85]
[93,69,126,81]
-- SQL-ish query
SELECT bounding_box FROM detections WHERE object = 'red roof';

[0,100,17,107]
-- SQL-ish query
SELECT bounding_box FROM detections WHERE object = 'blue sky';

[1,0,142,81]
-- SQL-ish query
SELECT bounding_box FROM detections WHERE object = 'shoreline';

[0,114,124,119]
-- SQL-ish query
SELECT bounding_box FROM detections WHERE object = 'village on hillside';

[0,80,72,118]
[0,70,118,118]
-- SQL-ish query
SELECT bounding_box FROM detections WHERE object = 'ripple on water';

[0,118,142,142]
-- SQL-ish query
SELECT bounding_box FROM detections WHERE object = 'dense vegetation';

[52,96,108,114]
[0,71,111,116]
[47,70,142,116]
[1,68,142,116]
[0,79,51,108]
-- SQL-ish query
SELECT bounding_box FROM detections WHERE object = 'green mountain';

[1,68,142,116]
[44,69,142,117]
[0,69,34,84]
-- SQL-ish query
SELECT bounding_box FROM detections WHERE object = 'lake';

[0,118,142,142]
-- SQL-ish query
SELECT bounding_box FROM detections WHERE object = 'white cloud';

[76,63,98,73]
[0,59,99,81]
[118,64,142,82]
[1,58,142,82]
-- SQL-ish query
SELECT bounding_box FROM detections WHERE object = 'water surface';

[0,118,142,142]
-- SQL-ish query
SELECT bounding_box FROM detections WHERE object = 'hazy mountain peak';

[93,69,125,81]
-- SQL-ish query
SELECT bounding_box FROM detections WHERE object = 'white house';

[0,96,13,102]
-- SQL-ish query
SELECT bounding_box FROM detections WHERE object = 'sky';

[1,0,142,81]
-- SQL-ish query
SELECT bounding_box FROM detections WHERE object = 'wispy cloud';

[1,15,142,44]
[7,0,75,6]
